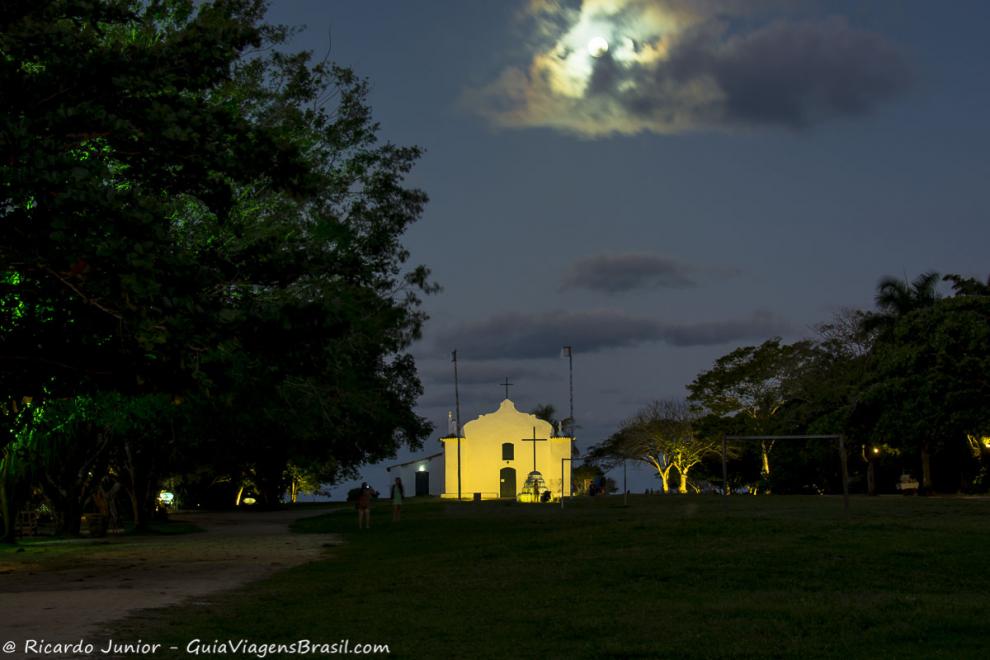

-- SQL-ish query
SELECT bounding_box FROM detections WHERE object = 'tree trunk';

[920,444,933,493]
[676,467,688,494]
[123,440,158,531]
[867,458,877,496]
[57,496,83,536]
[253,457,288,507]
[0,481,13,544]
[258,482,283,508]
[761,443,771,477]
[124,467,160,530]
[0,455,17,544]
[129,490,142,529]
[657,469,670,493]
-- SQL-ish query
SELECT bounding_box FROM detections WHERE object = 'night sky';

[264,1,990,495]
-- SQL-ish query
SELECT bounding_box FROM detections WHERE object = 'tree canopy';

[1,0,435,539]
[674,272,990,496]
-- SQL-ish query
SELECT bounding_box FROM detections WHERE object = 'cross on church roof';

[501,377,513,400]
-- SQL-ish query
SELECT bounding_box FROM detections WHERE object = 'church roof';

[461,398,565,439]
[385,452,442,471]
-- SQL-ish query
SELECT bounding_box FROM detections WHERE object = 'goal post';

[723,434,850,512]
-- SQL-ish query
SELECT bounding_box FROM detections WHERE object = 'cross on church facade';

[521,426,548,473]
[501,377,513,400]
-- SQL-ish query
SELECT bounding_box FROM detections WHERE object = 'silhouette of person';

[356,482,373,529]
[391,477,404,522]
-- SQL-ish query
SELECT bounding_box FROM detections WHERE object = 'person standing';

[391,477,404,522]
[356,482,373,529]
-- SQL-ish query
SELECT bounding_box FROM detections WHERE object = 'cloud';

[560,253,739,293]
[435,309,791,358]
[660,310,788,346]
[416,389,495,411]
[418,361,555,386]
[464,2,911,136]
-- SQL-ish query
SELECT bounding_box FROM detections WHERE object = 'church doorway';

[500,467,516,499]
[415,471,429,496]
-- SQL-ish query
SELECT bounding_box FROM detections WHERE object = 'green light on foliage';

[19,61,45,75]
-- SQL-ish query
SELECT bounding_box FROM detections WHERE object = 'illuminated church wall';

[442,399,572,500]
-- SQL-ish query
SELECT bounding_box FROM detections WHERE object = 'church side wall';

[442,438,463,498]
[389,454,444,499]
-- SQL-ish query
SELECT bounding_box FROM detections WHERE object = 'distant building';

[385,452,444,498]
[441,399,572,500]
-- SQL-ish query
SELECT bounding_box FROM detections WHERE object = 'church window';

[502,442,514,460]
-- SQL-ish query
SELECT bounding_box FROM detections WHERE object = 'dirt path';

[0,509,339,651]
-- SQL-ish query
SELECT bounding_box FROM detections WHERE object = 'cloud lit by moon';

[587,36,609,57]
[463,0,912,137]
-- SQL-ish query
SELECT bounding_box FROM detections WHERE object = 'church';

[441,399,572,501]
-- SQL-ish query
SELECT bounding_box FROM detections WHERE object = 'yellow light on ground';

[587,36,608,58]
[242,497,257,505]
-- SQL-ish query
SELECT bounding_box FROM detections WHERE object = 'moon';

[587,36,609,58]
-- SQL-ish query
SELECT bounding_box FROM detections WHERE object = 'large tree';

[1,0,434,534]
[687,338,814,484]
[591,401,720,494]
[851,271,950,493]
[859,280,990,492]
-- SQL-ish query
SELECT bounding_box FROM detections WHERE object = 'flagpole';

[452,350,462,501]
[567,346,574,441]
[563,345,574,499]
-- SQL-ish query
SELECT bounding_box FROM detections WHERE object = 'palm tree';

[530,404,558,429]
[860,271,941,337]
[860,271,942,492]
[943,273,990,297]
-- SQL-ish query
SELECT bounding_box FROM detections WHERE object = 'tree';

[853,271,943,492]
[531,403,580,456]
[591,401,721,494]
[531,404,559,429]
[860,271,942,339]
[943,273,990,297]
[571,462,603,496]
[773,310,876,493]
[687,338,814,484]
[104,393,185,529]
[859,293,990,492]
[1,0,435,532]
[14,396,115,536]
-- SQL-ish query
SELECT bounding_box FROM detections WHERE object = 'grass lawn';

[115,496,988,659]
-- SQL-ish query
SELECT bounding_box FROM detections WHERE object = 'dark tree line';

[593,272,990,495]
[0,0,434,540]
